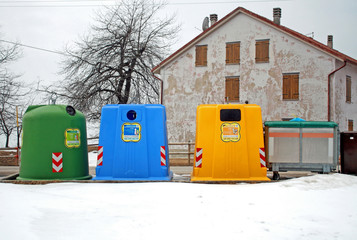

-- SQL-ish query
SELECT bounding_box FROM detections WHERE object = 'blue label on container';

[122,123,141,142]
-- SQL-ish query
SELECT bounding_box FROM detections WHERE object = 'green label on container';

[65,128,80,148]
[122,123,141,142]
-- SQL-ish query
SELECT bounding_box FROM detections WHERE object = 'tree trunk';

[5,134,9,148]
[123,78,131,103]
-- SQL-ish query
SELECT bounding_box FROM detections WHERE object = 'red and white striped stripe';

[97,146,103,166]
[52,152,63,173]
[195,148,202,168]
[160,146,166,166]
[259,148,266,168]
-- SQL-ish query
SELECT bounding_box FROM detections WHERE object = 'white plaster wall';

[161,12,342,142]
[333,61,357,131]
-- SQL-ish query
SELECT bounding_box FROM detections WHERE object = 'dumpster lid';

[25,105,46,113]
[264,121,338,128]
[289,117,306,122]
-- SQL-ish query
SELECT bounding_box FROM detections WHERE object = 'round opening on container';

[127,110,137,120]
[66,105,76,116]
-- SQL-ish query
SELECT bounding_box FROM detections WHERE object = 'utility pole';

[16,106,20,165]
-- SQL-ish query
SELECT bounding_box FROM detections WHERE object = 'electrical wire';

[0,0,291,8]
[0,39,68,55]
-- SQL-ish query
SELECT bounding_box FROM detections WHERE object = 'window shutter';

[225,78,233,101]
[255,41,262,62]
[283,74,299,100]
[233,43,240,64]
[203,45,208,66]
[195,45,207,66]
[346,76,351,102]
[226,42,240,64]
[262,41,269,62]
[232,77,240,101]
[292,74,299,100]
[256,40,269,63]
[226,44,233,64]
[282,75,290,99]
[225,44,230,64]
[348,120,353,131]
[195,46,200,66]
[225,77,239,102]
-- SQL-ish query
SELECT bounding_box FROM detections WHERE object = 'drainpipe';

[328,60,347,121]
[152,73,164,104]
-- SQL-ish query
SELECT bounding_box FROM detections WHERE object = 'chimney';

[327,35,333,48]
[210,14,218,26]
[273,8,282,25]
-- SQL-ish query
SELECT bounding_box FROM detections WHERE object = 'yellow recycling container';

[191,104,270,182]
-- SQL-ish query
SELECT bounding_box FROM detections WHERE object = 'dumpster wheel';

[272,171,280,180]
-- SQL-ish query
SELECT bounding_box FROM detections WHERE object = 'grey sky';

[0,0,356,104]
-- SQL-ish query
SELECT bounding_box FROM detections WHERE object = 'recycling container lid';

[264,121,338,128]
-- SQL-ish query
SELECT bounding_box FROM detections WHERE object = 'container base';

[92,171,173,181]
[190,175,270,182]
[16,175,92,181]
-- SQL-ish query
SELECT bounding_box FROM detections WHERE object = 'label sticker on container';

[65,128,81,148]
[122,123,141,142]
[220,122,241,142]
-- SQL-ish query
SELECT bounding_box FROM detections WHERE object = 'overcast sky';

[0,0,356,104]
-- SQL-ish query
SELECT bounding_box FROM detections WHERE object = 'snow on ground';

[1,174,357,240]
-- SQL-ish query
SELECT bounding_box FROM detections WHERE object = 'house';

[152,7,357,143]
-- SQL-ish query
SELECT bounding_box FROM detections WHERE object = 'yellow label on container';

[65,128,81,148]
[122,123,141,142]
[220,122,241,142]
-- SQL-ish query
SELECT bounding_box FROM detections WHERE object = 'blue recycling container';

[93,104,173,181]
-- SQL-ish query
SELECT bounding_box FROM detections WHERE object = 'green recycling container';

[17,105,91,180]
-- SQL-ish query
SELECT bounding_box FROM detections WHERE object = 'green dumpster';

[17,105,91,180]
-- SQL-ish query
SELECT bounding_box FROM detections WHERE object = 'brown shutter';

[283,74,299,100]
[225,78,233,101]
[282,75,290,99]
[225,77,239,101]
[255,41,262,62]
[348,120,353,131]
[226,44,230,64]
[226,43,240,64]
[262,40,269,62]
[195,46,200,66]
[226,44,233,64]
[292,74,299,100]
[202,45,207,66]
[233,42,240,64]
[195,45,207,66]
[346,76,351,102]
[256,40,269,63]
[232,77,240,101]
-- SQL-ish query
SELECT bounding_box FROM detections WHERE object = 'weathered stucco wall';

[161,12,355,142]
[333,61,357,131]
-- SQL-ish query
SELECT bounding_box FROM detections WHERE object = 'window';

[255,39,269,63]
[225,77,239,102]
[346,75,351,103]
[195,45,207,66]
[226,42,240,64]
[283,73,299,100]
[220,109,241,121]
[348,119,353,131]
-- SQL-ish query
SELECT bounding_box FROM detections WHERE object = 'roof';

[152,6,357,74]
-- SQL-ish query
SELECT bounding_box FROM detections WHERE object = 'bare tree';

[59,0,179,119]
[0,39,23,147]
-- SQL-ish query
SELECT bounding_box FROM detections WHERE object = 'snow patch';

[1,174,357,239]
